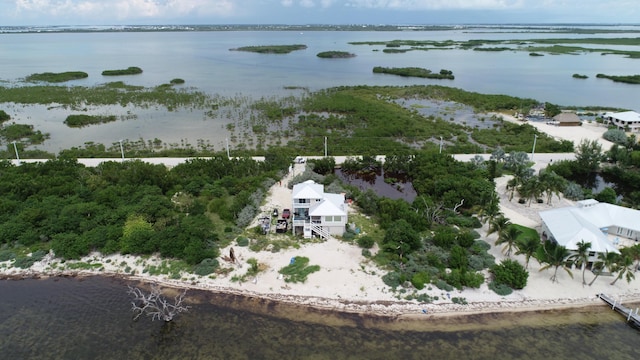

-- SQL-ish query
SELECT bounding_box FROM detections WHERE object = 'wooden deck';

[598,293,640,328]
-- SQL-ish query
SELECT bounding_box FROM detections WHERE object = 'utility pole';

[324,136,327,157]
[226,138,230,159]
[119,140,125,161]
[12,141,20,165]
[439,136,443,154]
[531,134,538,160]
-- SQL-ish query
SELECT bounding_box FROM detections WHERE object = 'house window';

[588,252,596,257]
[628,229,633,237]
[325,216,333,222]
[617,227,624,235]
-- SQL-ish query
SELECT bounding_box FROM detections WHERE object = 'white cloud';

[300,0,315,7]
[13,0,237,21]
[3,0,638,25]
[344,0,524,10]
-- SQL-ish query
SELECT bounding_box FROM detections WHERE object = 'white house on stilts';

[291,180,348,240]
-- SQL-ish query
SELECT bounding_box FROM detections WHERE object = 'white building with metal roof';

[539,200,640,264]
[603,111,640,132]
[291,180,348,239]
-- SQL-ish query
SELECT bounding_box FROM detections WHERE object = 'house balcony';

[292,201,311,209]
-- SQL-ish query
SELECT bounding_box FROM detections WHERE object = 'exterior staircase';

[310,223,331,240]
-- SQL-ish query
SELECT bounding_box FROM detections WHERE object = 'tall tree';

[611,254,636,285]
[515,236,540,269]
[538,241,573,282]
[575,139,603,174]
[568,240,592,286]
[621,244,640,273]
[589,251,618,286]
[538,169,567,205]
[496,225,521,257]
[487,215,511,238]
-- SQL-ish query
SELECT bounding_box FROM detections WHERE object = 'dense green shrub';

[444,269,484,290]
[434,279,454,292]
[279,256,320,283]
[411,272,431,290]
[357,235,375,249]
[194,258,219,276]
[489,280,513,296]
[0,109,10,122]
[236,236,249,247]
[446,215,482,228]
[603,129,627,145]
[490,259,528,289]
[0,249,16,261]
[432,229,457,249]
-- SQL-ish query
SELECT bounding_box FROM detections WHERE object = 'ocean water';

[1,28,639,152]
[0,276,638,360]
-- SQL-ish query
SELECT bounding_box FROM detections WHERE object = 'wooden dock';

[598,293,640,327]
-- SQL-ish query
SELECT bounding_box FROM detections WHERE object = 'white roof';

[292,180,324,200]
[605,111,640,123]
[539,200,640,254]
[309,195,346,217]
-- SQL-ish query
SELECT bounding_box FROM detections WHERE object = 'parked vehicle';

[282,208,291,219]
[272,208,279,217]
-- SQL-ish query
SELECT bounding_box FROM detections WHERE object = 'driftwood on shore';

[128,285,189,322]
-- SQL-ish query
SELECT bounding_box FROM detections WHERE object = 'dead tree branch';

[127,285,189,322]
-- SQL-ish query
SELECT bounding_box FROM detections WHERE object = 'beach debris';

[128,285,189,322]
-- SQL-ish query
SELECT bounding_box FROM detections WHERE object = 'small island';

[64,114,118,127]
[25,71,88,83]
[596,73,640,84]
[230,44,307,54]
[373,66,455,80]
[572,73,588,79]
[316,51,356,58]
[101,67,143,76]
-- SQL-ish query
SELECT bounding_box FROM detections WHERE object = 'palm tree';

[487,215,511,238]
[496,225,521,257]
[506,176,519,202]
[515,236,540,269]
[611,254,636,285]
[539,169,567,205]
[589,251,618,286]
[518,176,545,206]
[567,240,592,286]
[621,244,640,273]
[538,241,573,283]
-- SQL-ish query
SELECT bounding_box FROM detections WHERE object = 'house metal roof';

[604,111,640,123]
[309,194,346,216]
[292,180,324,200]
[539,200,640,254]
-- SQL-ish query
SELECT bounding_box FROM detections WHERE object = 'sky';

[0,0,638,26]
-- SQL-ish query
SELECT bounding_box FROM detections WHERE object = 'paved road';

[8,153,576,170]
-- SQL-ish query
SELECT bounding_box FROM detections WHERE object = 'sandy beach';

[2,112,639,320]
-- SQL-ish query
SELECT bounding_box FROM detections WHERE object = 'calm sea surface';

[0,276,638,360]
[1,28,639,152]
